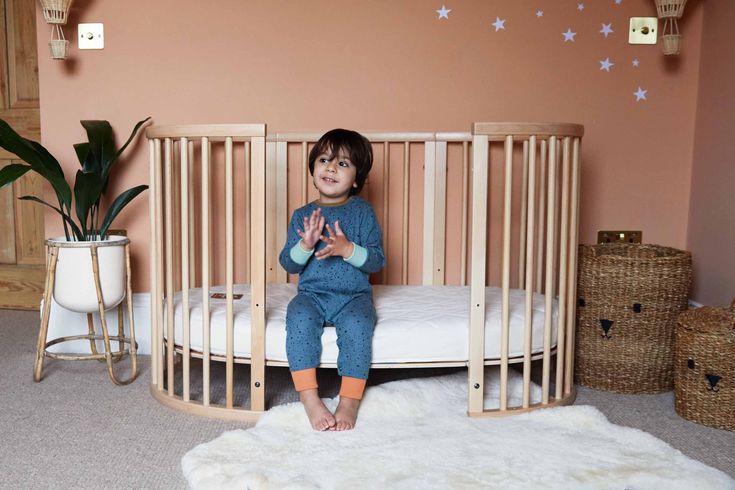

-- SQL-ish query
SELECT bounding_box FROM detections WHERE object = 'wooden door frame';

[0,0,45,310]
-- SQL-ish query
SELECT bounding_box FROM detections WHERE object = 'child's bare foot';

[331,397,360,431]
[299,389,336,431]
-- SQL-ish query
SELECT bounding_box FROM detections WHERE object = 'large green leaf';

[0,120,54,172]
[99,185,148,239]
[0,119,71,209]
[18,195,84,241]
[108,116,151,170]
[0,164,31,189]
[74,170,104,237]
[73,142,93,171]
[80,120,114,176]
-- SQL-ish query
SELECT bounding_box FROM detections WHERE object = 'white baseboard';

[45,293,152,355]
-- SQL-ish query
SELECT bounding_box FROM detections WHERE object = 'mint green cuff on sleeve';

[290,241,314,265]
[343,243,368,268]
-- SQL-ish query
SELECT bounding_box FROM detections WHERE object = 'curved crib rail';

[470,122,584,415]
[147,124,266,420]
[146,122,583,420]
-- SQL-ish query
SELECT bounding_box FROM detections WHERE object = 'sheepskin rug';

[182,370,734,489]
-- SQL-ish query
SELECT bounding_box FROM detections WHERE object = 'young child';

[279,129,385,431]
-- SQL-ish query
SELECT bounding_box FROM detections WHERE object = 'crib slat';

[301,141,308,206]
[523,136,537,408]
[552,140,562,298]
[565,137,581,395]
[148,140,158,386]
[275,142,288,284]
[382,142,390,284]
[155,139,164,390]
[434,141,447,285]
[469,134,489,415]
[460,141,469,286]
[402,142,410,285]
[250,135,267,411]
[542,136,557,404]
[536,140,547,294]
[225,137,235,408]
[519,140,529,288]
[265,141,278,284]
[180,137,191,402]
[422,141,436,285]
[500,135,514,410]
[555,137,571,399]
[201,137,211,406]
[172,142,181,293]
[244,142,251,283]
[188,140,196,287]
[164,138,175,396]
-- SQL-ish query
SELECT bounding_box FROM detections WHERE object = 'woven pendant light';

[38,0,74,60]
[654,0,687,56]
[39,0,73,25]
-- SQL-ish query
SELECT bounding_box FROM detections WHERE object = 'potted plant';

[0,117,150,312]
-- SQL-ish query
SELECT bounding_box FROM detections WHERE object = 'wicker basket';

[48,39,69,60]
[675,300,735,431]
[40,0,73,25]
[655,0,687,19]
[661,34,682,56]
[575,244,692,393]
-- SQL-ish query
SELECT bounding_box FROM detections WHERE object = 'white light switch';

[78,23,104,49]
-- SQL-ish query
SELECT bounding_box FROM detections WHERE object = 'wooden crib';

[146,122,584,421]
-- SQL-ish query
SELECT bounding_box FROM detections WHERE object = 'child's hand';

[315,221,355,260]
[297,208,325,250]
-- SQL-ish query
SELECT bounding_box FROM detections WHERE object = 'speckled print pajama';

[278,197,385,381]
[286,292,376,378]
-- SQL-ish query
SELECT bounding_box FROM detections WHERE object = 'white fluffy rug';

[182,371,734,489]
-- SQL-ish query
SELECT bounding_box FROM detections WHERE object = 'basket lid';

[580,243,691,261]
[678,306,735,335]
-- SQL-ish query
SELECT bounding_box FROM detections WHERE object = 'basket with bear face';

[575,244,692,393]
[675,302,735,431]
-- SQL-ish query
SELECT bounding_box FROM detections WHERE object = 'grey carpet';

[0,309,732,489]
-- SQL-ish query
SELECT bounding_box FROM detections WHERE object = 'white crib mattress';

[167,284,558,364]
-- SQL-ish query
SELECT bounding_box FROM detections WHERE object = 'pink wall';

[687,0,735,306]
[35,0,704,292]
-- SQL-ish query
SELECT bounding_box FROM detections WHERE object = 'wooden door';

[0,0,45,310]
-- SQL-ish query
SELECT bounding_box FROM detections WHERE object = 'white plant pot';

[49,235,128,313]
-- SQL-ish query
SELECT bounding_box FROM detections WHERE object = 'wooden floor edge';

[467,387,578,417]
[149,384,263,423]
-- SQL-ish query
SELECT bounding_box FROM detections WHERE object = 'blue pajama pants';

[285,292,376,379]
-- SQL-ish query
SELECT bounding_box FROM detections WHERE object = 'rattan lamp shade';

[655,0,687,18]
[39,0,73,25]
[654,0,687,55]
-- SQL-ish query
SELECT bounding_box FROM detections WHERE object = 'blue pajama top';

[278,197,385,301]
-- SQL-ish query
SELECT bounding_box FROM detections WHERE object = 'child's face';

[312,148,358,204]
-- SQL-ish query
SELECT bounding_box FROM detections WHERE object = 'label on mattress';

[210,293,243,300]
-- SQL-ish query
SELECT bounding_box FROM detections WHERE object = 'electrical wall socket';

[597,230,642,244]
[629,17,658,45]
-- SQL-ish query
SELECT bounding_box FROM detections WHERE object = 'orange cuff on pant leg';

[339,376,367,400]
[291,368,318,392]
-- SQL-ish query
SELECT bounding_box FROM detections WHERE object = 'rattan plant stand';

[33,239,138,385]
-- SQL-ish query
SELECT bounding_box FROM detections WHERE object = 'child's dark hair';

[308,129,373,196]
